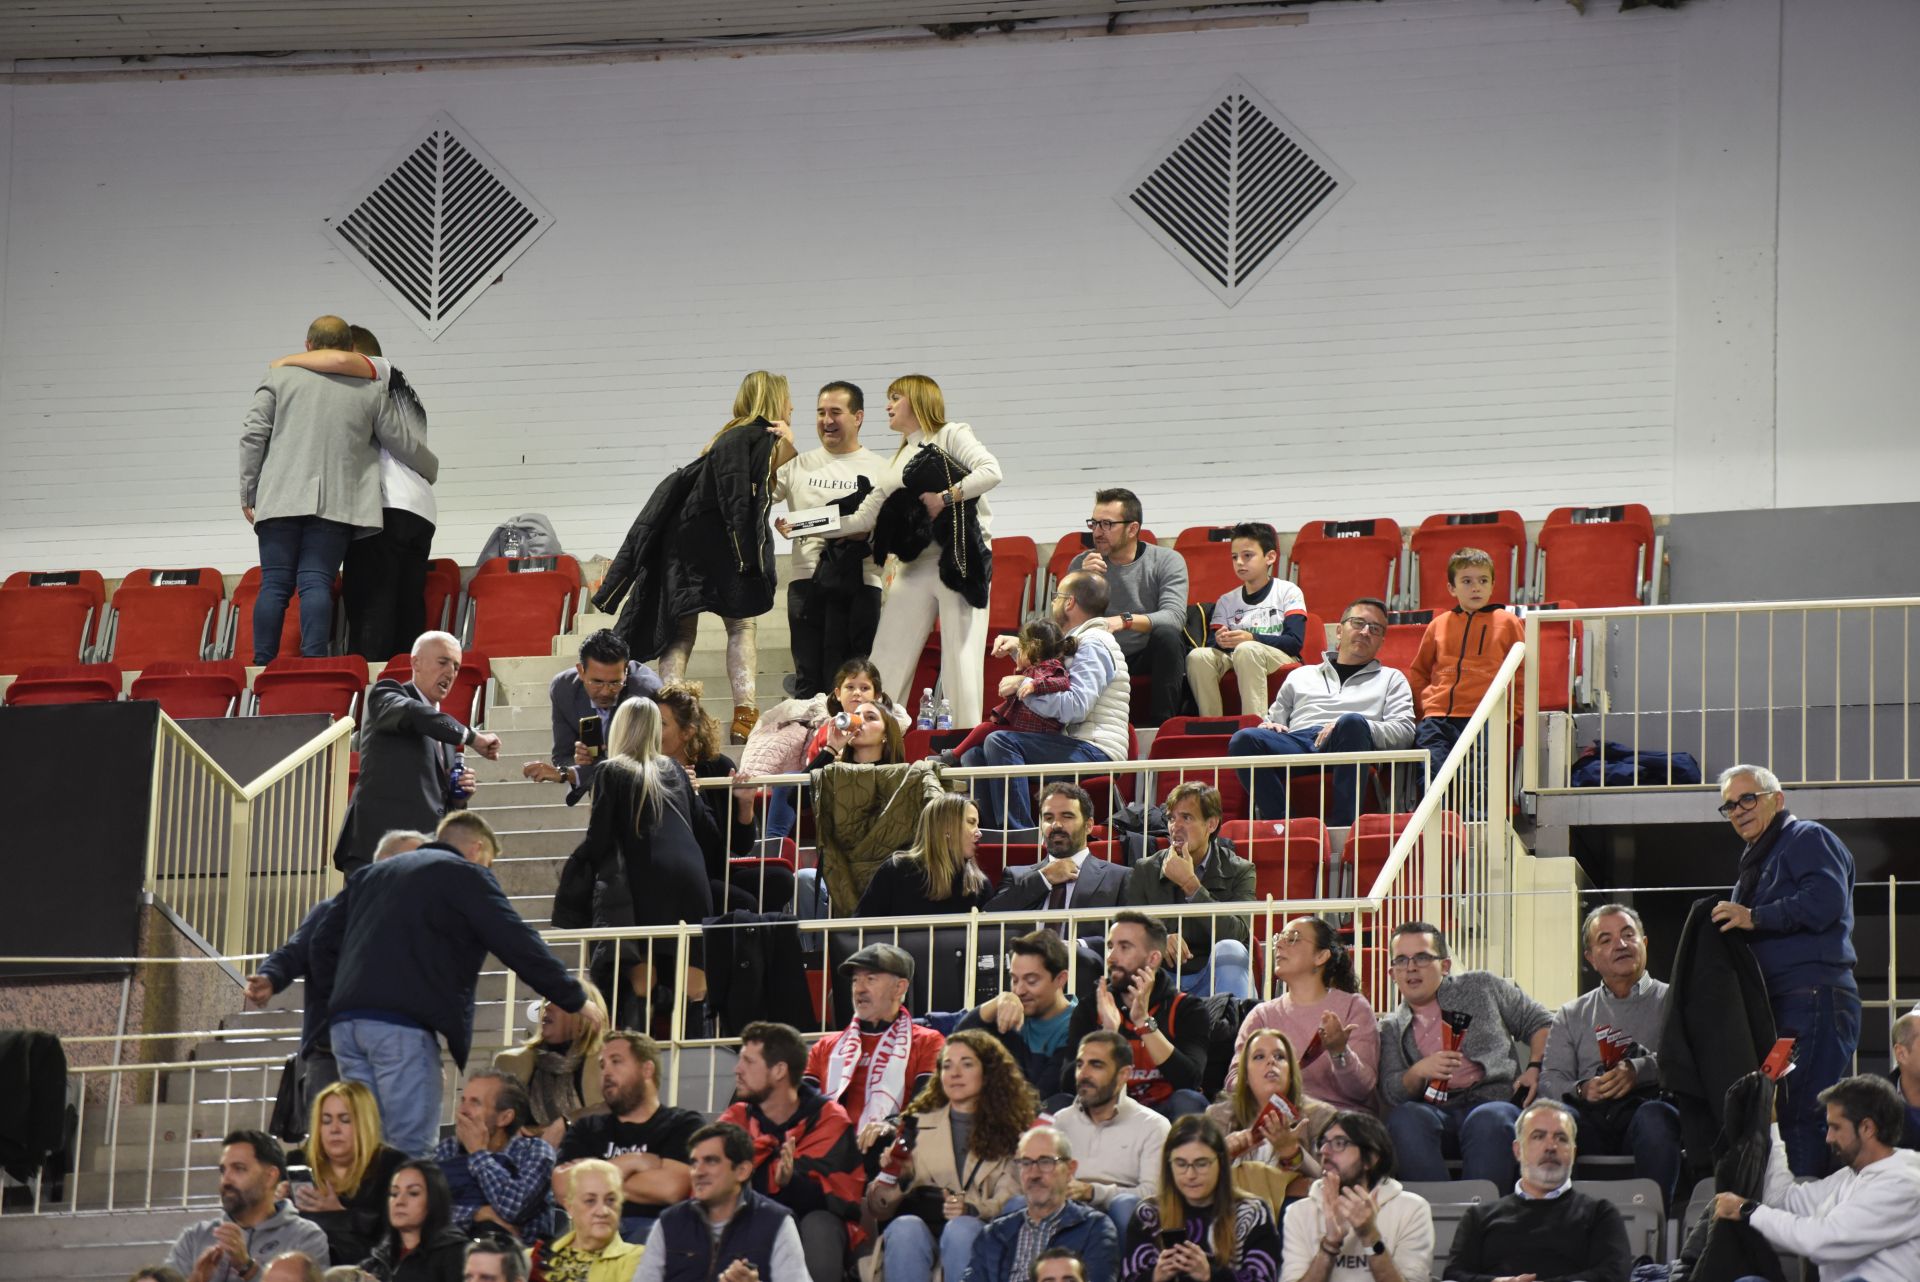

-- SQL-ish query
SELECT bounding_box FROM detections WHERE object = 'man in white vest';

[964,570,1131,831]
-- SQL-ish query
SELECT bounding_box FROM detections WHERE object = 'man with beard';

[554,1032,704,1243]
[1713,1074,1920,1281]
[1280,1111,1434,1282]
[966,1127,1120,1282]
[802,944,945,1153]
[1061,912,1212,1120]
[718,1021,867,1282]
[1066,487,1190,727]
[638,1123,809,1282]
[1121,781,1256,999]
[958,929,1080,1103]
[1536,903,1680,1204]
[1048,1030,1169,1241]
[1445,1101,1630,1282]
[986,783,1128,920]
[167,1130,330,1281]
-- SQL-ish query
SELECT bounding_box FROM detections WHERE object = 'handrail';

[1522,594,1920,621]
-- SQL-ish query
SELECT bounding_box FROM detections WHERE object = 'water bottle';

[831,711,852,732]
[935,697,953,731]
[916,688,936,731]
[450,752,471,801]
[503,526,524,561]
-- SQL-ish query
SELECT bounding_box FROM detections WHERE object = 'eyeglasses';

[1012,1157,1062,1173]
[1274,929,1307,945]
[1170,1157,1218,1175]
[581,678,625,689]
[1717,790,1776,817]
[1388,952,1443,970]
[1317,1136,1356,1153]
[1341,617,1388,636]
[1085,518,1132,532]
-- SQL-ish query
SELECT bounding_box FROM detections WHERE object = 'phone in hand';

[578,716,604,757]
[1156,1228,1187,1252]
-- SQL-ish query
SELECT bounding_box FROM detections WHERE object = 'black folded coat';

[870,442,991,608]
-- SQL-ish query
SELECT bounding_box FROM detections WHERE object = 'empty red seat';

[228,565,338,664]
[904,727,966,760]
[1409,511,1528,611]
[1535,505,1656,607]
[1172,526,1247,606]
[1288,519,1402,617]
[376,651,492,727]
[106,568,226,670]
[1342,810,1468,902]
[424,558,463,633]
[0,570,107,672]
[4,662,123,707]
[465,572,574,657]
[988,536,1040,635]
[1223,818,1329,901]
[1157,714,1258,737]
[252,656,368,719]
[130,659,249,718]
[1373,623,1426,678]
[474,554,585,586]
[1147,735,1249,820]
[1524,601,1584,714]
[974,842,1039,887]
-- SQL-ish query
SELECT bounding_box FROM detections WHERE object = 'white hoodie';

[1748,1125,1920,1282]
[1280,1176,1434,1282]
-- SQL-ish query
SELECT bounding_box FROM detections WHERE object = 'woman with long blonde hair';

[837,374,1002,728]
[855,791,991,917]
[493,979,611,1147]
[291,1080,408,1265]
[1205,1027,1335,1200]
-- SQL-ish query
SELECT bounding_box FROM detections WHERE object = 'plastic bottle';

[935,697,953,731]
[916,688,936,730]
[450,752,471,802]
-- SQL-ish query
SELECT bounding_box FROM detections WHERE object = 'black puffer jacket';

[1670,1072,1787,1282]
[594,420,780,659]
[870,442,991,608]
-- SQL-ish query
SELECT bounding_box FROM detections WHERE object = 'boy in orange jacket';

[1408,547,1525,786]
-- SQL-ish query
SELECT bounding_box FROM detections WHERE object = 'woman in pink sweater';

[1226,915,1380,1112]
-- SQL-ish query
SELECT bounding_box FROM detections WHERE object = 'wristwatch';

[1738,1198,1759,1224]
[1138,1016,1160,1036]
[1122,612,1135,626]
[1368,1239,1387,1256]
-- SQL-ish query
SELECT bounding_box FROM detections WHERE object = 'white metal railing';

[1522,597,1920,792]
[145,714,353,957]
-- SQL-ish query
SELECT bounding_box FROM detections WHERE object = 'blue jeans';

[1773,984,1862,1176]
[1228,714,1376,826]
[1570,1096,1683,1205]
[881,1210,991,1282]
[1176,940,1254,1000]
[1387,1097,1522,1186]
[254,516,354,663]
[331,1017,443,1157]
[1413,716,1470,787]
[1105,1192,1142,1241]
[1147,1089,1213,1121]
[963,731,1110,829]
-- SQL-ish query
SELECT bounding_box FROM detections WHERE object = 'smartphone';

[1157,1229,1186,1251]
[578,716,604,757]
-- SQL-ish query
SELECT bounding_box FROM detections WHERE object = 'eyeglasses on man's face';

[1085,518,1132,532]
[1717,790,1777,817]
[1012,1157,1063,1174]
[1341,616,1388,637]
[1317,1135,1356,1153]
[1388,952,1443,970]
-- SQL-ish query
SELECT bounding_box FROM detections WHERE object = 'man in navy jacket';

[312,811,602,1156]
[965,1126,1118,1282]
[1710,763,1860,1175]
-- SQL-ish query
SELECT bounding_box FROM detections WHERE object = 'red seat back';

[376,651,492,727]
[1147,735,1249,820]
[425,558,463,632]
[253,656,369,719]
[1537,505,1654,607]
[1410,511,1528,611]
[5,662,123,707]
[1044,529,1159,589]
[130,660,248,718]
[974,842,1038,887]
[1173,526,1247,607]
[904,727,966,760]
[108,573,223,669]
[229,565,335,664]
[1157,714,1257,737]
[0,584,100,672]
[1288,520,1402,615]
[1374,623,1426,679]
[1223,818,1329,902]
[989,537,1039,634]
[1344,810,1467,902]
[466,572,574,657]
[474,554,584,586]
[1524,602,1583,714]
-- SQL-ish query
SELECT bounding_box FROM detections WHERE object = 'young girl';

[937,616,1079,764]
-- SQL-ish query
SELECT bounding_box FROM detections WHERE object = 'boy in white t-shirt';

[1185,522,1308,718]
[772,381,888,698]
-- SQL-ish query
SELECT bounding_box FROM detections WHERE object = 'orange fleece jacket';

[1408,605,1525,718]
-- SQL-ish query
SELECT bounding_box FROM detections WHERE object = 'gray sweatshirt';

[1377,970,1553,1108]
[1269,656,1416,750]
[1537,973,1669,1104]
[167,1201,331,1280]
[1069,541,1189,656]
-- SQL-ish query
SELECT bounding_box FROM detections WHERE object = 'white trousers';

[870,552,989,729]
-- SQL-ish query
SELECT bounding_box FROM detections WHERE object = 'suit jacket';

[239,366,437,530]
[986,849,1129,914]
[547,660,663,798]
[331,679,470,872]
[1122,838,1256,972]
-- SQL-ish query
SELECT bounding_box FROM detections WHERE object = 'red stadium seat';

[1147,735,1249,820]
[1222,818,1330,901]
[989,537,1039,633]
[228,565,339,665]
[974,842,1038,887]
[1157,714,1258,737]
[1535,505,1656,607]
[4,662,123,707]
[1342,810,1468,902]
[424,558,463,633]
[252,656,367,719]
[0,570,107,672]
[904,727,965,760]
[106,568,226,669]
[377,651,492,728]
[1374,623,1426,679]
[473,553,585,586]
[1088,839,1124,864]
[1172,526,1246,606]
[130,659,248,718]
[465,571,574,657]
[1524,601,1583,714]
[1288,520,1402,617]
[1217,613,1323,718]
[1409,510,1528,611]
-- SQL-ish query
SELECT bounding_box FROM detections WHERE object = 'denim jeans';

[963,731,1111,829]
[254,515,355,663]
[1773,984,1862,1176]
[1105,1192,1143,1242]
[1176,940,1254,1000]
[881,1210,991,1282]
[1386,1097,1522,1185]
[1569,1096,1683,1205]
[331,1017,444,1157]
[1228,714,1376,826]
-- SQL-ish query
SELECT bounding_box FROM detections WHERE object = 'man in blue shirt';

[1710,763,1860,1176]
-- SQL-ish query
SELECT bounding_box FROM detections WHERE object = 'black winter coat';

[701,909,817,1036]
[1670,1072,1787,1282]
[870,443,991,608]
[364,1226,470,1282]
[1661,895,1777,1180]
[594,420,780,660]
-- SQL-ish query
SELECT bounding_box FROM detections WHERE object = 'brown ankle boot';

[731,704,757,744]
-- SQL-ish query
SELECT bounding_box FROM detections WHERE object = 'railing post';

[224,794,253,958]
[1522,611,1541,795]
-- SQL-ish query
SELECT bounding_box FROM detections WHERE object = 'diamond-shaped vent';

[1118,77,1349,307]
[324,112,553,340]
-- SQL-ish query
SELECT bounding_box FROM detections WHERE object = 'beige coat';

[860,1105,1021,1282]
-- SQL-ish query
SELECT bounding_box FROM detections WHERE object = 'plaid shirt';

[1010,1204,1070,1282]
[984,657,1072,735]
[434,1134,557,1238]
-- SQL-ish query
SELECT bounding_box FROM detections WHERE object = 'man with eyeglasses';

[1376,922,1552,1188]
[1065,487,1190,727]
[1279,1111,1434,1282]
[964,1127,1119,1282]
[522,627,662,801]
[1708,763,1860,1176]
[1227,597,1414,827]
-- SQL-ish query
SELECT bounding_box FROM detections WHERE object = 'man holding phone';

[1060,913,1212,1120]
[523,628,663,800]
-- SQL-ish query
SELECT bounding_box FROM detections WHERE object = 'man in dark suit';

[986,782,1128,915]
[519,627,661,803]
[331,630,501,873]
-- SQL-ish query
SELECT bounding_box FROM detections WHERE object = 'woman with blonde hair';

[855,791,992,917]
[595,371,798,745]
[493,980,610,1148]
[838,375,1002,728]
[529,1158,643,1281]
[1205,1027,1335,1201]
[290,1080,408,1266]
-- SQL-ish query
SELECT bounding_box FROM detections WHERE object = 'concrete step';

[0,1207,210,1280]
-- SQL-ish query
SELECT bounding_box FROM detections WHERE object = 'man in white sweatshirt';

[1281,1109,1433,1282]
[1713,1074,1920,1282]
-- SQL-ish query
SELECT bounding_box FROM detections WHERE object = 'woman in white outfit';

[838,374,1001,729]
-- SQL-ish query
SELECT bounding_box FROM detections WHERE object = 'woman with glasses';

[865,1029,1037,1281]
[1123,1115,1283,1282]
[1208,1029,1336,1200]
[836,375,1002,729]
[1226,917,1380,1113]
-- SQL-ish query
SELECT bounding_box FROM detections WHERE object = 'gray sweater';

[1377,970,1553,1108]
[167,1201,331,1280]
[1069,541,1189,655]
[1537,972,1669,1104]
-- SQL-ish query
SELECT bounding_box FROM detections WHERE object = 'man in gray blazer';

[239,314,437,664]
[520,627,662,803]
[332,631,501,873]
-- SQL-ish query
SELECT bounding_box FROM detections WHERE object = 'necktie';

[1047,877,1069,910]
